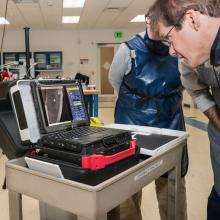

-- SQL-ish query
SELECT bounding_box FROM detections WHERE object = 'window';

[34,51,63,71]
[3,52,32,64]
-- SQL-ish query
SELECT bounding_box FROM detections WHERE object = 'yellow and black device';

[90,117,104,127]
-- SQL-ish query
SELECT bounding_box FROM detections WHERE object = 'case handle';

[81,140,136,171]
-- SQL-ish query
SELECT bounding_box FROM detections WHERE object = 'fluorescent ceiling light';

[130,15,145,22]
[0,17,9,25]
[62,16,80,23]
[63,0,85,8]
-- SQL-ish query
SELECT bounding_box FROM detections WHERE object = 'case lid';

[9,80,41,144]
[9,79,89,145]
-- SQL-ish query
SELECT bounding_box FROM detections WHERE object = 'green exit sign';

[114,32,123,38]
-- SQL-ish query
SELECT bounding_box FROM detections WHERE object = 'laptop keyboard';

[42,126,110,152]
[41,126,131,153]
[47,126,107,139]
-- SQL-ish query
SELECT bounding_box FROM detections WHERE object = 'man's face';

[157,11,210,68]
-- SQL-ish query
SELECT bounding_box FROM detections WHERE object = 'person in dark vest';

[108,16,188,220]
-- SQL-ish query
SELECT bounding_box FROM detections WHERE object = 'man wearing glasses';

[108,16,188,220]
[148,0,220,219]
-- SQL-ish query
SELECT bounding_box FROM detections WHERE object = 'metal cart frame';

[6,125,188,220]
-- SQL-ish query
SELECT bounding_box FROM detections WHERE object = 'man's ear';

[185,9,200,31]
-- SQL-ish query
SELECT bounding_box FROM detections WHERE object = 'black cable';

[213,65,220,88]
[0,0,9,53]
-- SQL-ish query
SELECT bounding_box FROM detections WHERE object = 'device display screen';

[66,86,86,121]
[38,86,71,126]
[38,84,87,127]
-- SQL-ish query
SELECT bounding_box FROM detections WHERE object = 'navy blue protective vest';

[115,33,185,131]
[115,33,188,176]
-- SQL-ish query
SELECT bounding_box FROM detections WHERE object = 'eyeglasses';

[161,13,186,48]
[161,25,176,47]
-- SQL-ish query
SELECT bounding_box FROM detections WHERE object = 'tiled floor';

[0,104,213,220]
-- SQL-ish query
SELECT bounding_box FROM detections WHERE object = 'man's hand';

[205,106,220,130]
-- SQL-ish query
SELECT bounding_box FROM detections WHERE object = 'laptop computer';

[30,80,131,154]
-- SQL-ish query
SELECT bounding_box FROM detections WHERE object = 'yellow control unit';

[90,117,104,127]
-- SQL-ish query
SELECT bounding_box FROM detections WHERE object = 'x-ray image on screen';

[39,86,71,125]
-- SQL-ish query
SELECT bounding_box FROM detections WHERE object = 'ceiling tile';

[94,11,120,28]
[0,0,156,30]
[108,0,132,8]
[16,3,45,28]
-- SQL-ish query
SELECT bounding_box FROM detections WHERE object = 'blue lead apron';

[115,33,188,176]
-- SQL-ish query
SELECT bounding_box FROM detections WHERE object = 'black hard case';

[0,80,139,185]
[0,81,29,159]
[27,146,140,186]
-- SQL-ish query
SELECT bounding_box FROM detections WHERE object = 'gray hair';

[148,0,220,33]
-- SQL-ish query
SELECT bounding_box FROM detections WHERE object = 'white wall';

[1,28,143,88]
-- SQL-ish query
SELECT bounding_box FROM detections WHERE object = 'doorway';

[98,44,120,96]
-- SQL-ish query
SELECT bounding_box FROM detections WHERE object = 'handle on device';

[81,140,136,171]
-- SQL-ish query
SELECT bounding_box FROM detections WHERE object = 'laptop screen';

[36,81,89,132]
[66,86,86,122]
[39,86,70,126]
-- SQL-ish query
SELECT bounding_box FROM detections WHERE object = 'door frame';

[97,43,121,96]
